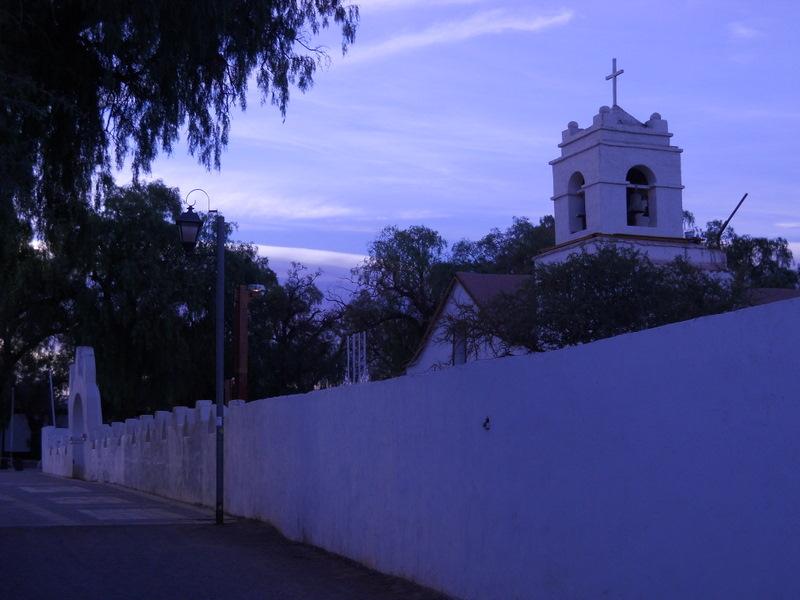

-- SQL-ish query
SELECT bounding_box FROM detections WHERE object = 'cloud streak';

[256,244,367,268]
[352,0,482,12]
[728,21,762,40]
[346,8,574,63]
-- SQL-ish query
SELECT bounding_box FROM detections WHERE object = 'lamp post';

[176,191,225,525]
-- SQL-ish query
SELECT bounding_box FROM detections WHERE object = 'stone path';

[0,470,210,528]
[0,470,449,600]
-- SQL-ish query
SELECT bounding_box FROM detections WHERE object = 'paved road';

[0,470,448,600]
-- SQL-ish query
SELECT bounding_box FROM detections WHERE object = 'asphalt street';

[0,470,448,600]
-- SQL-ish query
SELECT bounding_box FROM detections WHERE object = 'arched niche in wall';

[626,166,656,227]
[567,171,587,233]
[70,393,87,478]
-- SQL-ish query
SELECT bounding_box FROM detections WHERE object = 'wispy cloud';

[222,192,358,221]
[728,21,762,40]
[144,164,359,223]
[776,222,800,229]
[352,0,481,11]
[229,97,551,201]
[256,244,366,268]
[346,8,575,63]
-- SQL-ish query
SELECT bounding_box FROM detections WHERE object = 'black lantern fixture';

[176,205,203,252]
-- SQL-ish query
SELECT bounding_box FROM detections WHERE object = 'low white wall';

[41,426,73,476]
[43,401,219,506]
[44,299,800,599]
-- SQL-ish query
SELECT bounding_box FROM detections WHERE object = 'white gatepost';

[67,347,104,478]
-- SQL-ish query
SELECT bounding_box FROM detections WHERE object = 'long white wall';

[44,299,800,599]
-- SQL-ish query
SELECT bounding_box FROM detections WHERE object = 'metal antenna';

[344,331,369,384]
[716,193,749,246]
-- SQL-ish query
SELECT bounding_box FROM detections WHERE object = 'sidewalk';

[0,470,449,600]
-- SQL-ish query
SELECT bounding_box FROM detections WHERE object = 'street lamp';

[176,205,202,252]
[177,189,226,525]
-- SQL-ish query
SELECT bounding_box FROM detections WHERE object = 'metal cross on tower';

[605,58,624,106]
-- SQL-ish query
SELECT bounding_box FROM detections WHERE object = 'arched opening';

[626,166,656,227]
[70,393,86,479]
[71,393,84,438]
[567,172,587,233]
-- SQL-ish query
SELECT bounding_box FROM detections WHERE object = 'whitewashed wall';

[44,299,800,599]
[407,281,474,374]
[407,282,515,375]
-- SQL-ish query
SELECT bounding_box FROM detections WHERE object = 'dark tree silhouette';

[0,1,358,232]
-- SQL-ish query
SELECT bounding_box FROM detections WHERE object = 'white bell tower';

[535,59,726,271]
[551,105,684,243]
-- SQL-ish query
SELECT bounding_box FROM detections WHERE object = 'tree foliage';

[39,182,334,420]
[338,218,560,377]
[706,221,798,289]
[684,211,798,289]
[249,265,339,398]
[0,203,73,428]
[339,225,453,379]
[0,0,358,228]
[451,216,554,274]
[71,182,212,417]
[444,245,740,356]
[532,246,738,349]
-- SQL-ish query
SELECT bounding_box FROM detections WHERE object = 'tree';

[1,178,344,420]
[69,182,206,418]
[444,245,739,355]
[6,340,72,457]
[682,211,797,289]
[0,1,358,230]
[451,216,555,274]
[0,202,72,430]
[340,225,454,379]
[340,218,555,378]
[703,221,798,289]
[249,264,340,397]
[66,181,279,419]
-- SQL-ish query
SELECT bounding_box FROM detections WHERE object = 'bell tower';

[550,105,684,244]
[535,59,726,271]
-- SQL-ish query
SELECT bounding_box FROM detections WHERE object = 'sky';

[136,0,800,285]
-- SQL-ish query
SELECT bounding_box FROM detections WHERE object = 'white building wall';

[534,236,729,270]
[44,298,800,600]
[406,283,500,375]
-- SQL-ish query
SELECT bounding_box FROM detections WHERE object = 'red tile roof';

[454,272,530,307]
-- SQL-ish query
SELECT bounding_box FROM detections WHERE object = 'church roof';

[454,272,530,308]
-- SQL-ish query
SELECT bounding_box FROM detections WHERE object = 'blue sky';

[138,0,800,283]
